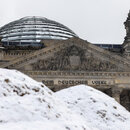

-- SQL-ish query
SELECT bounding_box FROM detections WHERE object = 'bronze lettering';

[92,80,107,85]
[42,80,54,85]
[58,80,88,85]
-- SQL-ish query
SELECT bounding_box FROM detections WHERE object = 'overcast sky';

[0,0,130,44]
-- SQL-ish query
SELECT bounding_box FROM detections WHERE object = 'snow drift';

[0,68,130,130]
[56,85,130,130]
[0,68,95,130]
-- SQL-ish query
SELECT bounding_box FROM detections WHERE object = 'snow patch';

[55,85,130,130]
[0,68,95,130]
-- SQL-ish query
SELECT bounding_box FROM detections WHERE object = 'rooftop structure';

[0,16,78,48]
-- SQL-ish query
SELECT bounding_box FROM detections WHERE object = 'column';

[111,87,123,103]
[0,50,3,61]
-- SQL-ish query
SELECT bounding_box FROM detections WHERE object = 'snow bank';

[1,68,130,130]
[55,85,130,130]
[0,68,95,130]
[0,68,45,97]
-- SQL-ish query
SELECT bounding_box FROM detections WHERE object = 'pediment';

[31,45,118,72]
[2,37,130,72]
[28,37,130,72]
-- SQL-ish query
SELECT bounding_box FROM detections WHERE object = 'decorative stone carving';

[31,45,117,71]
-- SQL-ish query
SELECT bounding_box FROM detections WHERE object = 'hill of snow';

[55,85,130,130]
[0,68,130,130]
[0,68,95,130]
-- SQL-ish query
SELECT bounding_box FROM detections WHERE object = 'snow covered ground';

[56,85,130,130]
[0,68,130,130]
[0,68,96,130]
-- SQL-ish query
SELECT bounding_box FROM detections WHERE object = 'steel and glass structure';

[0,16,78,48]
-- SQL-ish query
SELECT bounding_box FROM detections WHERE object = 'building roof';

[0,16,78,43]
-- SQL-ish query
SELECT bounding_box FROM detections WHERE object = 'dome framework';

[0,16,78,48]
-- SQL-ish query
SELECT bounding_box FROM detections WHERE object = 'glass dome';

[0,16,78,43]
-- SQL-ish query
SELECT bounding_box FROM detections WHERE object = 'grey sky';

[0,0,130,44]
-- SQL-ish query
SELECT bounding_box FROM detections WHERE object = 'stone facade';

[0,12,130,111]
[0,37,130,111]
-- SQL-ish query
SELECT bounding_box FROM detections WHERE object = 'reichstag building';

[0,12,130,111]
